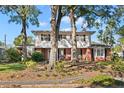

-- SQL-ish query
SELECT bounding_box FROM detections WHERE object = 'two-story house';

[32,30,111,62]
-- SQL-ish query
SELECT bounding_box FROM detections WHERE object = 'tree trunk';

[48,6,58,70]
[22,18,27,60]
[69,9,78,62]
[56,6,62,61]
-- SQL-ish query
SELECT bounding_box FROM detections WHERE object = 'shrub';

[55,61,65,72]
[111,53,121,62]
[112,60,124,72]
[90,75,114,87]
[22,60,37,69]
[96,61,111,66]
[6,48,21,62]
[81,75,114,87]
[0,51,10,63]
[31,52,44,62]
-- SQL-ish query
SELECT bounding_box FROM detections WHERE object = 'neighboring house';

[0,46,5,55]
[32,30,111,62]
[16,44,34,57]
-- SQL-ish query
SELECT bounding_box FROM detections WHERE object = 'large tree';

[116,25,124,52]
[97,6,123,47]
[49,5,64,70]
[0,5,41,60]
[68,6,78,62]
[63,5,121,62]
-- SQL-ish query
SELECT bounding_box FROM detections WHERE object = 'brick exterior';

[34,48,111,62]
[82,48,92,62]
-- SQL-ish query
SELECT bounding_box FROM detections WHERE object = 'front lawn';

[0,63,26,72]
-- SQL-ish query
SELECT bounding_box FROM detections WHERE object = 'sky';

[0,5,99,45]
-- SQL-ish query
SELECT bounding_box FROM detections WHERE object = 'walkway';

[0,75,84,85]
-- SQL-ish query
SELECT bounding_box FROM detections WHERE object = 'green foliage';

[0,6,41,60]
[90,75,114,87]
[110,53,124,72]
[6,48,21,62]
[113,45,122,53]
[0,63,26,72]
[110,52,124,72]
[31,52,44,62]
[112,59,124,72]
[0,6,41,28]
[116,25,124,51]
[22,60,37,69]
[80,75,114,87]
[96,61,111,67]
[111,53,120,62]
[0,50,10,63]
[97,27,115,46]
[117,25,124,37]
[55,61,65,72]
[14,34,34,46]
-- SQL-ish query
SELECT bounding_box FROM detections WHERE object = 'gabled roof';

[32,30,95,36]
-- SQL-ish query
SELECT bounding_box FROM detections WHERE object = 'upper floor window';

[59,35,62,41]
[59,35,66,41]
[76,35,79,40]
[83,35,86,41]
[41,34,50,41]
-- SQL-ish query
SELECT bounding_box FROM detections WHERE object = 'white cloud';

[76,17,84,25]
[39,21,48,26]
[76,17,88,28]
[61,16,70,23]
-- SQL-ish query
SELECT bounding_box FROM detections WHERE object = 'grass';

[0,63,26,72]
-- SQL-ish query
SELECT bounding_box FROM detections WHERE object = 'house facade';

[32,30,111,62]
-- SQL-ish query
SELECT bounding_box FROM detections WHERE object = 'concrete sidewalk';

[0,75,84,85]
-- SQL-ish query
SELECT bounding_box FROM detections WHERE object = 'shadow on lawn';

[0,63,26,72]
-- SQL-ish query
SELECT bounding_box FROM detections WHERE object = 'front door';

[91,48,94,61]
[58,49,65,60]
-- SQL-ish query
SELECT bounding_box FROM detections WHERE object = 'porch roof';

[91,42,111,48]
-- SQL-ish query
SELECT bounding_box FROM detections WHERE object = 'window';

[41,35,43,41]
[48,34,50,41]
[97,49,100,56]
[59,35,62,41]
[96,48,104,57]
[41,34,50,41]
[59,35,66,40]
[62,35,66,39]
[83,35,86,41]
